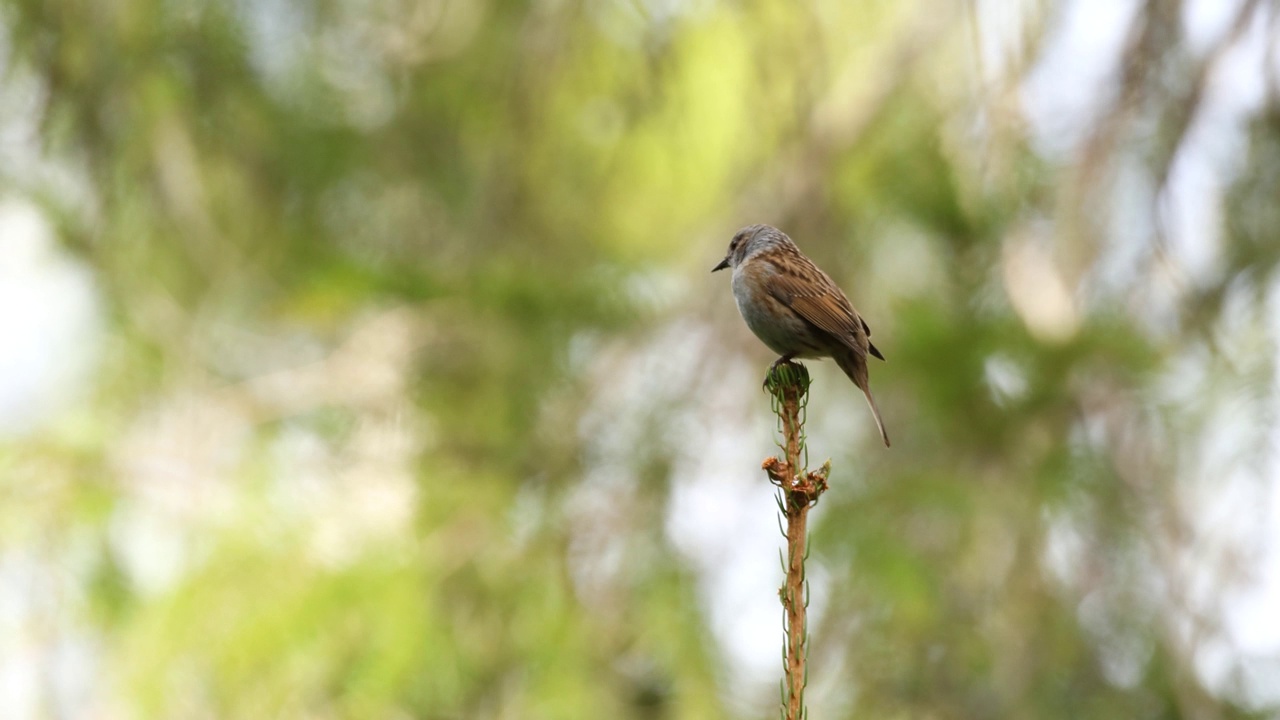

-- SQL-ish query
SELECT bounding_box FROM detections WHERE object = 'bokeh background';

[3,0,1280,717]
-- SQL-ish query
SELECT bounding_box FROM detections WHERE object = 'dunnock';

[713,224,890,447]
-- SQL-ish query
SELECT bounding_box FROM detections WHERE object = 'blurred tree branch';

[763,361,829,720]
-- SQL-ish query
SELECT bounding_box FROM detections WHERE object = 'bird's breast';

[731,264,823,358]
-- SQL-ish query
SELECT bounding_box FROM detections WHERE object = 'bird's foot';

[762,355,800,390]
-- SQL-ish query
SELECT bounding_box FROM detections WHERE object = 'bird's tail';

[834,349,891,447]
[861,385,890,448]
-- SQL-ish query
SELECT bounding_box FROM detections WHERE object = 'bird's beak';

[712,257,730,273]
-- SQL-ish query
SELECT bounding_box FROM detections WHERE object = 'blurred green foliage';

[2,1,1278,718]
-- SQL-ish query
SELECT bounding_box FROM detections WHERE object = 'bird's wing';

[862,316,885,360]
[766,269,868,357]
[868,340,885,361]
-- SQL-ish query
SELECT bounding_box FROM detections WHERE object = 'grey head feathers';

[713,224,792,272]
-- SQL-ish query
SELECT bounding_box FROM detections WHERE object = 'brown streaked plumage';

[713,224,890,447]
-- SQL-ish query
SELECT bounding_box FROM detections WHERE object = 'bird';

[713,224,890,447]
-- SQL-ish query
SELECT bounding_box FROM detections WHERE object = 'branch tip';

[763,360,811,402]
